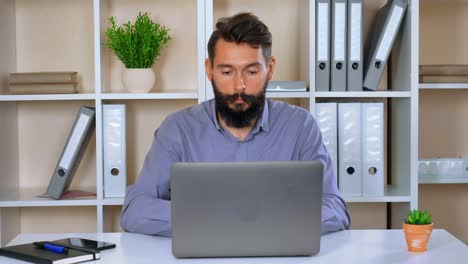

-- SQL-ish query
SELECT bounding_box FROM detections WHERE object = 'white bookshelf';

[344,185,412,203]
[0,189,99,207]
[0,0,419,246]
[0,94,96,101]
[100,92,198,100]
[315,91,412,98]
[419,178,468,184]
[419,83,468,89]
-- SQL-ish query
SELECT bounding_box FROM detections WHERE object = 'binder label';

[334,2,346,61]
[59,114,90,170]
[376,5,404,61]
[350,3,362,61]
[318,2,329,61]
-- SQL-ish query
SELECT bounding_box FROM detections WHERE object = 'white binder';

[103,104,127,198]
[316,103,338,178]
[361,103,384,196]
[316,0,331,91]
[347,0,363,91]
[338,103,362,196]
[331,0,347,91]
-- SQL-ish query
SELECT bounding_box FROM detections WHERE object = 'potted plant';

[403,209,433,252]
[106,12,172,93]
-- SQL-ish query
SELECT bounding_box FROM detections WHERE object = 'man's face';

[206,39,276,128]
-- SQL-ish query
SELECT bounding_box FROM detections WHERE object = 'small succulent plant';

[405,209,432,225]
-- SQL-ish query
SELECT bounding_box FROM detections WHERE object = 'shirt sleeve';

[119,115,181,237]
[297,113,351,235]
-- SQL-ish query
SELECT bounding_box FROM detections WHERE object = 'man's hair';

[207,12,272,65]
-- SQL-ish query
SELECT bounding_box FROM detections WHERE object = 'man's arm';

[120,116,181,237]
[298,114,351,235]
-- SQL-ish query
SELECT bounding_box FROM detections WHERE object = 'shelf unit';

[0,0,419,246]
[418,0,468,243]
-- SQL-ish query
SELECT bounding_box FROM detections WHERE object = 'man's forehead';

[213,39,266,66]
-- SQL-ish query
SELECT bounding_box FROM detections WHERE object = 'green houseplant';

[106,12,171,93]
[403,209,433,252]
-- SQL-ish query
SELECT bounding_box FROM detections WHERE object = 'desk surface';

[1,230,467,263]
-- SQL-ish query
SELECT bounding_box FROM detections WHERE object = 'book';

[9,72,78,83]
[0,242,99,264]
[419,65,468,76]
[419,75,468,83]
[9,83,78,95]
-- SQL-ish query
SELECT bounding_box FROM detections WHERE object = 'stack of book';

[8,71,78,94]
[419,65,468,83]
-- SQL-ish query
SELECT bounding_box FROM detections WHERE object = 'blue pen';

[33,242,68,254]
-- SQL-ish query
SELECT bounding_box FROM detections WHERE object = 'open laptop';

[170,160,323,258]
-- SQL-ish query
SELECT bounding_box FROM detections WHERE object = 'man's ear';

[267,56,276,80]
[205,58,213,81]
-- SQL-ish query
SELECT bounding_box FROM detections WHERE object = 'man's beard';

[213,79,268,129]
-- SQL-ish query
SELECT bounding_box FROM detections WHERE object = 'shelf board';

[344,185,411,203]
[0,189,98,207]
[0,93,96,101]
[315,91,411,98]
[100,91,198,100]
[266,91,310,98]
[419,178,468,184]
[419,83,468,89]
[101,198,124,206]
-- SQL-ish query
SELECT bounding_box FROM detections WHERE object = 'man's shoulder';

[268,99,313,123]
[161,101,210,129]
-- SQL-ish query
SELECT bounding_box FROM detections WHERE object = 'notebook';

[0,242,100,264]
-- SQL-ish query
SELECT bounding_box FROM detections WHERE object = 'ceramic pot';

[403,222,433,252]
[122,68,155,93]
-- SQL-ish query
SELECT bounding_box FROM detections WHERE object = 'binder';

[347,0,363,91]
[363,0,407,91]
[103,104,127,198]
[45,106,95,199]
[331,0,347,91]
[338,103,362,196]
[361,103,384,196]
[316,103,338,178]
[315,0,331,91]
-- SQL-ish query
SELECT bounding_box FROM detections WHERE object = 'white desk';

[1,230,466,263]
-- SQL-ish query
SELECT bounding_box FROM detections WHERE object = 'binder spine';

[363,0,407,91]
[347,0,363,91]
[331,0,347,91]
[46,107,95,199]
[316,0,331,91]
[316,103,338,179]
[338,103,362,196]
[361,103,384,196]
[103,104,127,198]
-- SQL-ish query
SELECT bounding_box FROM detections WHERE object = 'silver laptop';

[170,161,323,258]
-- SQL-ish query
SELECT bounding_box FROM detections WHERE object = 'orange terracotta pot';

[403,222,433,252]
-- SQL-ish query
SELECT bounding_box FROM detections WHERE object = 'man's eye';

[247,71,258,75]
[222,71,231,75]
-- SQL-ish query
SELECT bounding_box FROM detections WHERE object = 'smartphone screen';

[54,238,116,251]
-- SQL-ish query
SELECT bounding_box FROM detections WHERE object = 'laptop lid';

[171,160,323,258]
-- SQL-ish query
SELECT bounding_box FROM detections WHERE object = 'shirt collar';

[210,98,270,134]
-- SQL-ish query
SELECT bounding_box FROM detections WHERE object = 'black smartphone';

[54,238,116,251]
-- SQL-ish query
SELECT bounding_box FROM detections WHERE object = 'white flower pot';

[122,68,155,93]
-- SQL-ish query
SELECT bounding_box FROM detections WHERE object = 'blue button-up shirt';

[120,98,350,236]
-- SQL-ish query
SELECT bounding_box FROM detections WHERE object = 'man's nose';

[233,73,246,93]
